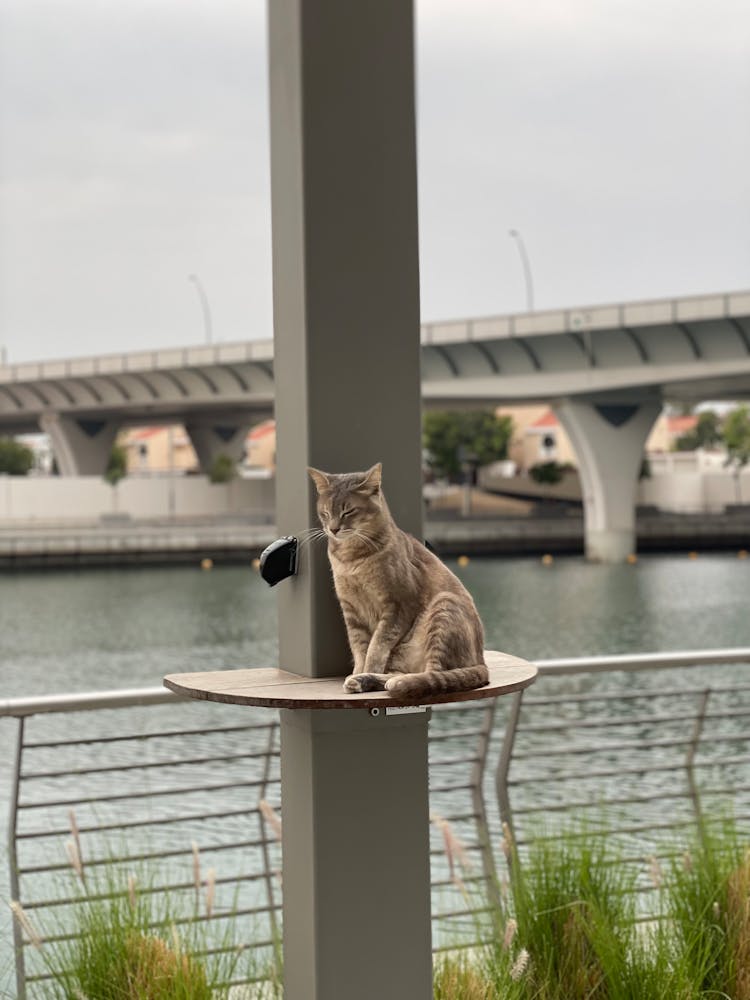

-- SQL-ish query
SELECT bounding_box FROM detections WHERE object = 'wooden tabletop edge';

[163,656,537,710]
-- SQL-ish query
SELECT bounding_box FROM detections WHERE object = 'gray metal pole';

[187,274,213,345]
[267,0,429,997]
[509,228,535,312]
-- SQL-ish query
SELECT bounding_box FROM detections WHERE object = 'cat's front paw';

[385,675,417,697]
[384,675,405,695]
[344,673,386,693]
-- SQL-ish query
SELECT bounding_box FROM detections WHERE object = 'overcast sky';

[1,0,748,363]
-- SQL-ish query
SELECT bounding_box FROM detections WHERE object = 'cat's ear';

[307,467,331,494]
[356,462,382,496]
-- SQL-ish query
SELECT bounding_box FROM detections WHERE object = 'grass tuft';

[433,817,750,999]
[665,819,750,1000]
[10,852,281,1000]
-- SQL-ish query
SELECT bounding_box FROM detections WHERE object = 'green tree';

[0,437,34,475]
[104,444,128,486]
[673,410,722,451]
[423,410,513,480]
[209,452,236,484]
[722,405,750,503]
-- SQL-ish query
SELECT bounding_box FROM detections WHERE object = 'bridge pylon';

[555,398,661,563]
[185,420,250,474]
[39,412,120,477]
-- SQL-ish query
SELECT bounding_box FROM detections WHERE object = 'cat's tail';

[385,663,489,700]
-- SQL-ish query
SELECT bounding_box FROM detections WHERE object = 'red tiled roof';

[530,410,559,429]
[666,415,698,434]
[248,420,276,441]
[126,427,163,440]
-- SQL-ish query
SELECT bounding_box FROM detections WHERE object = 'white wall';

[3,465,748,522]
[478,456,750,514]
[0,475,276,524]
[638,454,750,513]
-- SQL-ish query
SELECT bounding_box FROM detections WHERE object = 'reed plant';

[433,948,510,1000]
[434,817,750,999]
[664,819,750,999]
[42,871,218,999]
[10,851,280,999]
[503,825,653,999]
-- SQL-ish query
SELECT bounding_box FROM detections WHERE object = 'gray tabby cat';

[308,463,489,698]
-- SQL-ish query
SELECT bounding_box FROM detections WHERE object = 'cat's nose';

[329,522,341,534]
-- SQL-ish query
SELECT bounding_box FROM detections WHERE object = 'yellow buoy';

[251,557,261,570]
[626,553,638,564]
[457,555,470,567]
[541,554,554,566]
[739,550,748,560]
[688,551,698,560]
[201,557,214,571]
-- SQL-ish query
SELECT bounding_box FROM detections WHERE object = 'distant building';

[110,409,706,480]
[118,420,277,475]
[498,407,579,471]
[121,426,198,474]
[245,419,276,471]
[646,413,699,453]
[497,406,705,473]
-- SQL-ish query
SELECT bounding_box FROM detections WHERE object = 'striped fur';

[308,464,489,699]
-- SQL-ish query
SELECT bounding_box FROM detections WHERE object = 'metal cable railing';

[495,649,750,904]
[2,689,498,997]
[3,647,750,996]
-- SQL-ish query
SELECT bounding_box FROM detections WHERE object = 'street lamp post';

[187,273,213,344]
[509,228,535,312]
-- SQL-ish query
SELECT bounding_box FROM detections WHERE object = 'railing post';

[470,701,503,915]
[258,720,282,954]
[496,690,524,851]
[8,717,27,1000]
[686,688,711,830]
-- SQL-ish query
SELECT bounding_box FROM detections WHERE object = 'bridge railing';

[3,647,750,997]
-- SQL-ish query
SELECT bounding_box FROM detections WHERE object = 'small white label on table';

[385,705,428,716]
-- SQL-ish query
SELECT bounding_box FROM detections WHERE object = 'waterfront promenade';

[1,502,748,567]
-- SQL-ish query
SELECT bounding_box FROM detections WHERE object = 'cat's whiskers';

[297,528,327,552]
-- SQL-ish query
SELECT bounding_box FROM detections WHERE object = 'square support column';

[268,0,424,676]
[266,0,429,997]
[280,709,432,1000]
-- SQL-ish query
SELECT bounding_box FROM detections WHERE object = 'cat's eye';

[341,508,356,518]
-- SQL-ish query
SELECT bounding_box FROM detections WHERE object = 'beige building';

[645,413,698,453]
[117,409,700,478]
[497,405,701,472]
[497,405,578,471]
[245,419,276,470]
[120,419,278,475]
[121,426,198,474]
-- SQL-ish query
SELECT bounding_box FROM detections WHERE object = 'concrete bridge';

[2,288,749,560]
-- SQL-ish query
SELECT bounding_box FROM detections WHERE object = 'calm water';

[2,553,750,702]
[1,554,750,990]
